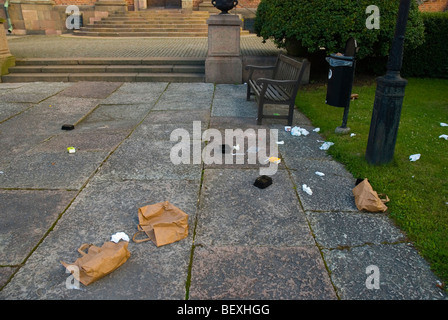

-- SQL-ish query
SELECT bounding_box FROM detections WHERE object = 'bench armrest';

[245,65,276,71]
[255,78,297,86]
[245,65,276,81]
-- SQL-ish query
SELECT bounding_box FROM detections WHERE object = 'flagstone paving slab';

[0,189,77,266]
[322,243,445,300]
[305,211,406,249]
[195,168,314,247]
[189,246,337,300]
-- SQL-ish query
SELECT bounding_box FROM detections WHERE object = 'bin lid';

[329,54,354,61]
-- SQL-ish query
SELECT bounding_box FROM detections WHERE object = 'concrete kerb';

[0,81,446,301]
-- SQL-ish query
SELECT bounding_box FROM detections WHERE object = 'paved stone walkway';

[0,81,446,301]
[7,34,283,58]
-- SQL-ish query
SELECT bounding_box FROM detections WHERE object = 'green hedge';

[402,12,448,78]
[255,0,425,61]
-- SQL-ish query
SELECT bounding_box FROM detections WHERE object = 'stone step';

[71,9,251,38]
[14,57,206,66]
[8,65,205,74]
[3,58,206,82]
[1,72,205,83]
[96,20,207,25]
[102,17,208,21]
[72,31,210,37]
[79,27,208,33]
[110,13,210,18]
[86,23,208,28]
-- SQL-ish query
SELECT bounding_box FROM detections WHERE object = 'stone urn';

[211,0,238,14]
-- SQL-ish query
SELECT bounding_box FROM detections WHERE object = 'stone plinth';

[0,22,15,79]
[205,14,242,84]
[182,0,193,12]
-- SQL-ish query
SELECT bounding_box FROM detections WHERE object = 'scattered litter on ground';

[320,142,335,150]
[350,133,356,137]
[291,126,309,136]
[441,123,448,127]
[439,134,448,140]
[233,144,240,151]
[284,126,291,132]
[67,147,76,154]
[110,232,130,243]
[276,141,284,145]
[302,184,313,195]
[315,171,325,177]
[0,171,3,174]
[133,201,189,247]
[254,175,273,189]
[409,154,421,162]
[351,93,359,100]
[61,240,131,286]
[313,128,320,132]
[352,178,389,213]
[265,157,281,164]
[61,124,74,131]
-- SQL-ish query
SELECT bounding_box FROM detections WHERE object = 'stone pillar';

[205,14,242,84]
[134,0,147,11]
[181,0,193,12]
[0,21,15,79]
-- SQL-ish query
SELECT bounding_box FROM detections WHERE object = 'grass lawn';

[295,76,448,286]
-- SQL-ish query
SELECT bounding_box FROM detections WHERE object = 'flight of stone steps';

[1,57,206,83]
[72,9,249,37]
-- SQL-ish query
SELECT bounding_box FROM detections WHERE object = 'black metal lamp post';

[212,0,238,14]
[365,0,411,165]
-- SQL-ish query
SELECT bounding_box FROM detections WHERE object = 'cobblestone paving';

[7,34,284,58]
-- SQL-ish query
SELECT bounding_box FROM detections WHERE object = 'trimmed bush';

[402,12,448,78]
[255,0,425,61]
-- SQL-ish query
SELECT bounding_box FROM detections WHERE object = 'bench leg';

[287,102,295,126]
[257,100,264,125]
[246,83,251,101]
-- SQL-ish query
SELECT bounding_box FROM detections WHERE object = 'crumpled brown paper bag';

[61,241,130,286]
[132,201,188,247]
[352,178,389,212]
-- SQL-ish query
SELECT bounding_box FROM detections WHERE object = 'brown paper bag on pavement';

[132,201,188,247]
[352,178,389,212]
[61,241,130,286]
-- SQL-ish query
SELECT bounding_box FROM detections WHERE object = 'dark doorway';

[147,0,182,8]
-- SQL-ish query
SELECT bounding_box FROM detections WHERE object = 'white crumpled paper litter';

[409,154,421,162]
[291,126,310,136]
[111,232,130,243]
[439,134,448,140]
[302,184,313,195]
[319,142,335,150]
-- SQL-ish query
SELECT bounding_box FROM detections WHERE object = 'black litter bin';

[325,54,355,109]
[325,38,358,131]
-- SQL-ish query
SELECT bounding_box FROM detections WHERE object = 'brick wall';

[53,0,96,5]
[236,0,260,8]
[419,0,448,12]
[195,0,260,9]
[53,0,134,6]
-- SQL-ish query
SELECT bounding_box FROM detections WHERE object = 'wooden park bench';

[246,54,309,126]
